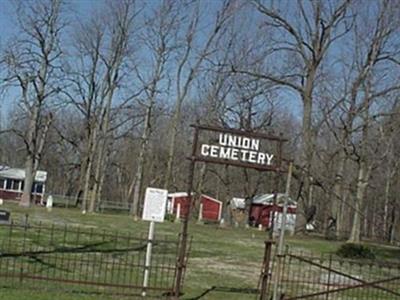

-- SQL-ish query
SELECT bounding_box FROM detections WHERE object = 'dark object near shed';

[0,209,10,224]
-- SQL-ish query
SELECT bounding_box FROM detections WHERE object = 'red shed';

[249,194,296,230]
[167,192,192,219]
[199,194,222,222]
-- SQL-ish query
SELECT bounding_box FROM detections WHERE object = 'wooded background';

[0,0,399,244]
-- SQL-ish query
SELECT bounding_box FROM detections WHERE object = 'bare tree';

[64,0,139,212]
[2,0,65,206]
[232,0,351,232]
[163,0,235,190]
[321,0,400,242]
[128,0,180,217]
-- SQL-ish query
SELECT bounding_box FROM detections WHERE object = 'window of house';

[12,180,21,191]
[0,178,4,189]
[35,183,43,194]
[5,179,12,190]
[32,183,44,194]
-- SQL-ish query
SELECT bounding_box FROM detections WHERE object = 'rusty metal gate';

[267,249,400,300]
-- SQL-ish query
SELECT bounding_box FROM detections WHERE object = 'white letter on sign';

[242,137,250,149]
[210,145,219,158]
[201,144,210,156]
[266,153,274,165]
[257,153,266,164]
[231,148,239,160]
[251,139,260,151]
[219,133,227,146]
[220,147,231,159]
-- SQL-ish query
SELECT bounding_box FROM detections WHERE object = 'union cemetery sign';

[201,133,274,166]
[172,124,287,297]
[191,124,286,172]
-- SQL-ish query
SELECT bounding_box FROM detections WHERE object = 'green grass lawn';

[0,203,399,300]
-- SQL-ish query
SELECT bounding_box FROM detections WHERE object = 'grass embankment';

[0,203,399,300]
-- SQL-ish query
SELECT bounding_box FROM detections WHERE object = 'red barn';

[249,194,296,230]
[199,194,222,222]
[167,192,192,219]
[0,166,47,204]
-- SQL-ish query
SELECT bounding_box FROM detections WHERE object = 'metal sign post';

[141,187,168,297]
[269,134,284,240]
[142,220,155,297]
[173,126,199,298]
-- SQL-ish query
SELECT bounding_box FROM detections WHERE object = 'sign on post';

[200,133,274,166]
[142,187,168,222]
[172,124,288,298]
[192,124,286,172]
[142,187,168,297]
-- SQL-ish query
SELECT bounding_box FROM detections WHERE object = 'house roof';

[231,197,246,209]
[168,192,187,198]
[168,192,194,198]
[251,193,296,206]
[0,166,47,183]
[200,194,222,204]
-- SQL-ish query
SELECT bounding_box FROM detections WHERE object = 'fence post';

[20,221,28,284]
[198,203,203,222]
[260,240,273,300]
[175,203,181,222]
[326,254,332,300]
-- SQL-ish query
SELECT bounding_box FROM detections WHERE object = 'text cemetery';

[200,133,274,166]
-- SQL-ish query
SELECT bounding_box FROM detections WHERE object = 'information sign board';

[142,187,168,222]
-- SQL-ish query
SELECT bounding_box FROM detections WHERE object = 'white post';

[198,203,203,222]
[46,195,53,212]
[273,162,293,300]
[175,203,181,222]
[42,183,46,205]
[142,221,155,297]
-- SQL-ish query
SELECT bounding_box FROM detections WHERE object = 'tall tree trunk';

[196,163,207,196]
[383,162,396,238]
[389,208,397,244]
[296,73,314,233]
[164,101,182,190]
[383,173,391,238]
[20,156,34,207]
[89,87,114,213]
[330,153,346,238]
[131,105,152,217]
[82,125,98,212]
[348,162,370,243]
[20,98,39,207]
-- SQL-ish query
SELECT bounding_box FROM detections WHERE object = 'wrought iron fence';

[268,249,400,300]
[46,194,133,214]
[0,222,180,298]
